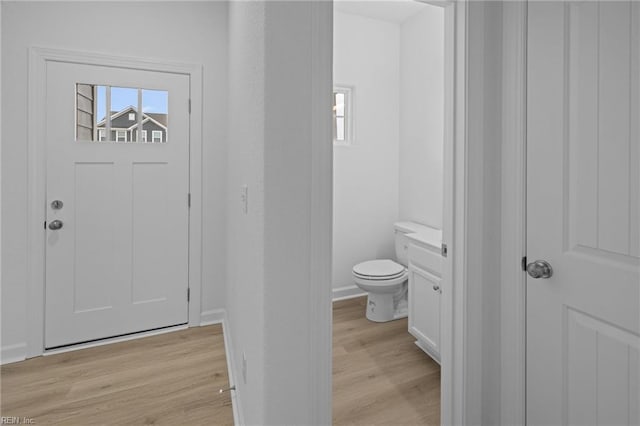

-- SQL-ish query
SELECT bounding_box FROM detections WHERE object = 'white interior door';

[527,2,640,425]
[45,61,190,348]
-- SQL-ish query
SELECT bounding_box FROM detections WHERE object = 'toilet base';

[365,293,393,322]
[365,293,407,322]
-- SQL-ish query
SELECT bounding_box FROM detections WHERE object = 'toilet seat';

[352,259,406,280]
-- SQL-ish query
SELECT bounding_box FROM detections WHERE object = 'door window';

[75,84,169,143]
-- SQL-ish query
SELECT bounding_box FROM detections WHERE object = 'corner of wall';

[220,313,244,426]
[199,308,226,326]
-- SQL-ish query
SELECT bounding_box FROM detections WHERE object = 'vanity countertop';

[406,226,442,251]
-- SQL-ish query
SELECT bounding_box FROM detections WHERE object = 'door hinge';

[521,256,527,271]
[188,99,191,114]
[441,243,448,258]
[188,193,191,208]
[187,287,190,302]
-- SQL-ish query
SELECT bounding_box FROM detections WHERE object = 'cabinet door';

[408,267,441,356]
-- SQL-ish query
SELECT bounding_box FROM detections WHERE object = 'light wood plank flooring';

[2,297,439,425]
[333,297,440,425]
[0,325,233,425]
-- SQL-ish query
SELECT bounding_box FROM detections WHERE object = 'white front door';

[44,61,190,348]
[527,2,640,425]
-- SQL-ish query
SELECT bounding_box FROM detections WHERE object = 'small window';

[75,85,168,143]
[115,130,127,142]
[333,86,353,145]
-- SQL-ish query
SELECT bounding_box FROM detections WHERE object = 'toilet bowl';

[352,222,426,322]
[352,259,408,322]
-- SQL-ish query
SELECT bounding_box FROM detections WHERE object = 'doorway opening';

[331,1,451,423]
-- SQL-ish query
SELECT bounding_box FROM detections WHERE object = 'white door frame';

[379,1,471,423]
[425,1,467,424]
[26,47,204,358]
[500,2,528,425]
[321,0,471,421]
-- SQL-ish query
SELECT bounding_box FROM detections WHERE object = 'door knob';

[48,220,63,230]
[527,260,553,279]
[51,200,63,210]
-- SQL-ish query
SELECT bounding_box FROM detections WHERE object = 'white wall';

[226,1,266,422]
[399,6,444,230]
[465,2,504,424]
[480,5,503,424]
[1,1,228,360]
[263,3,332,422]
[227,1,333,424]
[332,11,400,289]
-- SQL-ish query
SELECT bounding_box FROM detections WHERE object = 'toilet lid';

[352,259,405,279]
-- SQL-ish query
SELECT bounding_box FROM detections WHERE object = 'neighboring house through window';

[94,105,168,143]
[77,85,169,143]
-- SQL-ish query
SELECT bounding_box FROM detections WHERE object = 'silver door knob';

[527,260,553,279]
[48,220,63,230]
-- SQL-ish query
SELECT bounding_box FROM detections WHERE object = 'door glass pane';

[76,85,168,143]
[76,84,106,141]
[110,86,138,142]
[142,89,169,143]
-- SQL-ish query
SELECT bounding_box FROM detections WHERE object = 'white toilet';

[352,222,420,322]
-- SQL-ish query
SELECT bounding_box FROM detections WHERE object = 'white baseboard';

[332,285,366,302]
[221,314,244,426]
[1,343,27,365]
[200,309,225,326]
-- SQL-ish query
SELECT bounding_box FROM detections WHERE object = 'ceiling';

[333,0,431,24]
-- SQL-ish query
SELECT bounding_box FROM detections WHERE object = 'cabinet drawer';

[409,243,442,276]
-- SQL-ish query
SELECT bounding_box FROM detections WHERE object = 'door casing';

[500,2,528,425]
[26,47,204,358]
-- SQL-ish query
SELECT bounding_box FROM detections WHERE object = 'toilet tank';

[394,222,423,267]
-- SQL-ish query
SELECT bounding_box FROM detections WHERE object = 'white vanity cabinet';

[407,233,443,364]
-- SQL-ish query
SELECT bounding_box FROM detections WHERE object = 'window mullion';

[105,86,111,141]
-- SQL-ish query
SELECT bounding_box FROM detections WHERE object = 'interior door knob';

[527,260,553,279]
[48,220,63,230]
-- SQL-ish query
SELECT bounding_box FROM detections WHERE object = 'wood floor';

[0,325,234,425]
[1,297,440,425]
[333,297,440,425]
